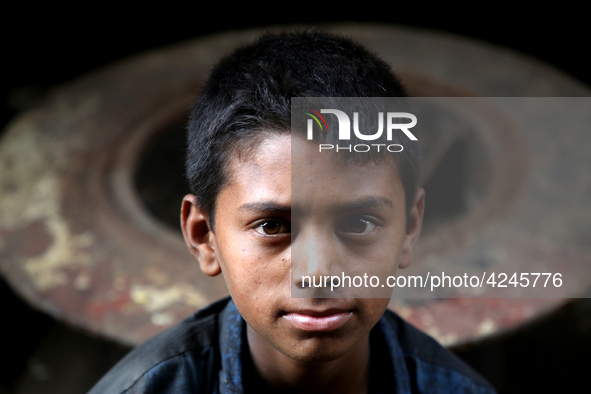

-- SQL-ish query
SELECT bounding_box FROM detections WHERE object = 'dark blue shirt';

[88,297,496,393]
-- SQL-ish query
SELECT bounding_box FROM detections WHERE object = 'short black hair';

[185,30,421,229]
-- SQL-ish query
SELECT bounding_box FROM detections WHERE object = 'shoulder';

[380,309,497,393]
[87,297,231,394]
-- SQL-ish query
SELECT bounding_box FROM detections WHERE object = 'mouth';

[283,309,353,332]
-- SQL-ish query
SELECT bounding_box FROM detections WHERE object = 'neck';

[246,325,371,394]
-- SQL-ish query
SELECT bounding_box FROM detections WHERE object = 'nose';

[291,226,343,295]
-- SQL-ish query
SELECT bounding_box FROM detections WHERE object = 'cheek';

[380,219,408,262]
[217,238,289,300]
[363,299,391,325]
[224,255,290,332]
[352,224,407,276]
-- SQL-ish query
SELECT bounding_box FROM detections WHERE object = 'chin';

[286,349,346,364]
[280,337,355,364]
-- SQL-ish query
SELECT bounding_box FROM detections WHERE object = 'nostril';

[292,273,310,289]
[331,276,340,289]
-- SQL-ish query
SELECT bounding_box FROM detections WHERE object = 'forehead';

[226,133,291,196]
[223,133,405,213]
[292,136,403,212]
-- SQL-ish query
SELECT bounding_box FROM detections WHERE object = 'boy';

[89,30,496,393]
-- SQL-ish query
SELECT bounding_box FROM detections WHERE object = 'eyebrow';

[238,197,393,215]
[336,196,394,212]
[289,196,394,215]
[238,202,291,214]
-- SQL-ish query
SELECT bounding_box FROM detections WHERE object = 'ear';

[398,188,425,269]
[180,194,221,276]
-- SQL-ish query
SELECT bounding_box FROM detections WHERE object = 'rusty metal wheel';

[1,24,590,346]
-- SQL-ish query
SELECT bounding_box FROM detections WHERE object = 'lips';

[283,309,353,332]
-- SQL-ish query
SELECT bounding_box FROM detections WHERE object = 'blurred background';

[2,6,590,393]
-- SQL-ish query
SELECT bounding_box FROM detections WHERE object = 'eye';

[253,220,290,235]
[338,217,377,235]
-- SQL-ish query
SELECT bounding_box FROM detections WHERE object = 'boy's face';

[182,133,424,363]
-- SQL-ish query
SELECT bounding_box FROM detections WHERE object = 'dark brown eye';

[254,220,289,235]
[339,218,376,234]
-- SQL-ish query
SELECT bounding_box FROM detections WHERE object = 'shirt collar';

[374,316,412,393]
[218,299,244,394]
